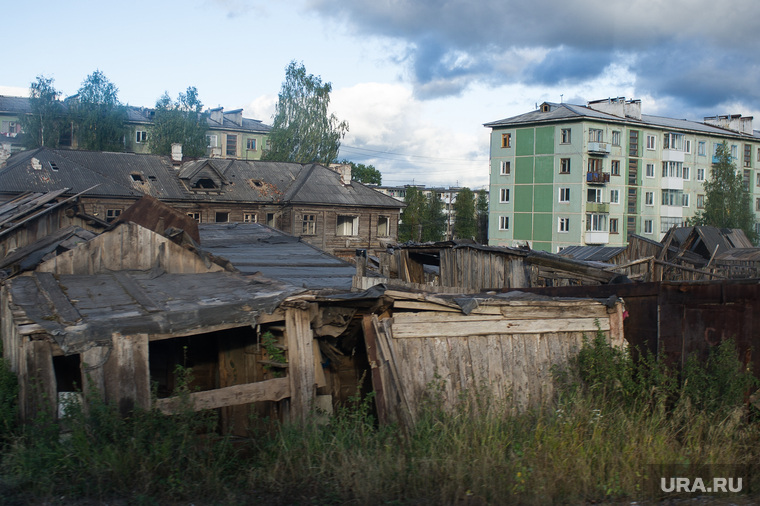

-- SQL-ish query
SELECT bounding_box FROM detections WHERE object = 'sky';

[4,0,760,190]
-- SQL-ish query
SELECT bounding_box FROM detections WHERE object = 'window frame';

[501,133,512,148]
[336,215,359,236]
[559,158,571,174]
[302,214,317,235]
[559,187,570,203]
[246,138,257,151]
[646,134,656,150]
[561,128,571,144]
[499,187,510,203]
[500,160,511,175]
[499,215,510,230]
[558,217,570,233]
[226,134,237,156]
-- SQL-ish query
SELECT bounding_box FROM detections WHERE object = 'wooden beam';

[285,306,316,424]
[154,377,290,414]
[392,316,610,339]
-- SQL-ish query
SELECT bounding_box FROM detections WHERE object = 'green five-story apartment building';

[485,97,760,252]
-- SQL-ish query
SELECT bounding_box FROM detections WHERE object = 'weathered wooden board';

[155,377,290,413]
[391,316,610,338]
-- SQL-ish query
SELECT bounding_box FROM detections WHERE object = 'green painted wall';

[514,214,532,240]
[533,185,553,212]
[532,214,552,242]
[534,156,554,184]
[535,126,554,155]
[516,128,534,156]
[515,157,533,184]
[514,186,533,213]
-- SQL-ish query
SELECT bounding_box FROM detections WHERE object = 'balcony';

[586,202,610,214]
[588,142,610,154]
[584,231,609,245]
[586,171,610,184]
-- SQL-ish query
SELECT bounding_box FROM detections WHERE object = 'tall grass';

[0,333,758,504]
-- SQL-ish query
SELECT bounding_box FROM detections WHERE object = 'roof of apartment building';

[484,101,760,140]
[0,147,405,208]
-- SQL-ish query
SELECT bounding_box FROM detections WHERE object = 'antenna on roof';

[535,103,538,110]
[560,94,564,104]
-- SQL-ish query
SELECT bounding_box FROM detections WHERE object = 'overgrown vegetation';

[1,332,758,504]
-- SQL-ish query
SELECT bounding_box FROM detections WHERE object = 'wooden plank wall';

[439,249,530,291]
[368,299,625,427]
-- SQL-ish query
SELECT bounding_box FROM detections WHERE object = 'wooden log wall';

[366,298,625,427]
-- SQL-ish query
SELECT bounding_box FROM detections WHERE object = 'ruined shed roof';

[8,270,302,355]
[198,222,357,291]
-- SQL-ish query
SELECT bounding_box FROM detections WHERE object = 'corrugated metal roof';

[558,245,627,262]
[0,148,404,208]
[198,222,357,291]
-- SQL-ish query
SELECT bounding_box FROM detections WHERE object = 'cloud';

[307,0,760,109]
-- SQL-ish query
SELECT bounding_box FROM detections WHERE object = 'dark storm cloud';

[308,0,760,107]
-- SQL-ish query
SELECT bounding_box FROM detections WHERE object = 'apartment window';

[682,166,690,180]
[757,172,760,187]
[744,144,751,168]
[587,158,602,173]
[697,194,705,209]
[682,193,690,207]
[302,214,316,235]
[610,189,619,204]
[589,128,603,142]
[501,133,512,148]
[337,215,359,236]
[215,212,229,223]
[610,218,619,234]
[226,134,237,156]
[661,217,684,232]
[698,141,706,156]
[561,128,571,144]
[499,216,510,230]
[661,189,683,206]
[587,188,602,203]
[558,217,570,233]
[559,188,570,202]
[500,188,510,203]
[585,214,607,232]
[731,145,738,159]
[743,169,750,191]
[646,135,656,150]
[756,198,760,212]
[697,168,705,181]
[207,135,217,148]
[663,133,683,150]
[645,191,654,206]
[662,161,683,178]
[610,160,620,176]
[646,163,655,178]
[378,216,390,237]
[135,130,147,144]
[187,212,201,222]
[629,131,639,157]
[500,160,511,175]
[246,138,257,150]
[644,219,653,234]
[612,131,621,146]
[105,209,122,223]
[757,147,760,162]
[685,140,692,154]
[560,158,571,174]
[243,213,257,223]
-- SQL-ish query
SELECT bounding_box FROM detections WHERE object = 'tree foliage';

[453,187,477,240]
[149,87,208,158]
[263,61,348,165]
[72,70,128,152]
[476,189,489,244]
[691,141,758,244]
[339,159,382,185]
[398,187,446,242]
[20,75,64,149]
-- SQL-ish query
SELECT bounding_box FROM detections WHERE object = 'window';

[731,145,738,159]
[663,133,684,150]
[558,217,570,233]
[561,129,571,144]
[266,213,275,227]
[106,209,121,223]
[756,198,760,212]
[682,166,690,180]
[610,189,619,204]
[302,214,316,235]
[743,169,750,191]
[610,218,619,234]
[246,138,257,150]
[629,131,639,157]
[588,158,602,173]
[135,130,147,144]
[682,193,690,207]
[587,188,602,203]
[661,217,683,232]
[337,215,359,236]
[501,133,511,148]
[697,194,705,209]
[500,188,510,203]
[685,140,691,154]
[646,135,656,150]
[757,147,760,162]
[560,158,571,174]
[661,189,683,206]
[589,128,603,142]
[499,216,509,230]
[698,141,706,156]
[243,213,257,223]
[585,214,607,232]
[378,216,390,237]
[697,168,705,181]
[207,135,217,148]
[226,134,237,156]
[130,173,144,182]
[611,160,620,176]
[612,131,621,146]
[500,160,511,175]
[744,144,751,168]
[215,212,229,223]
[559,188,570,202]
[644,219,653,234]
[645,191,654,206]
[662,161,683,178]
[646,163,655,178]
[187,212,201,222]
[757,172,760,187]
